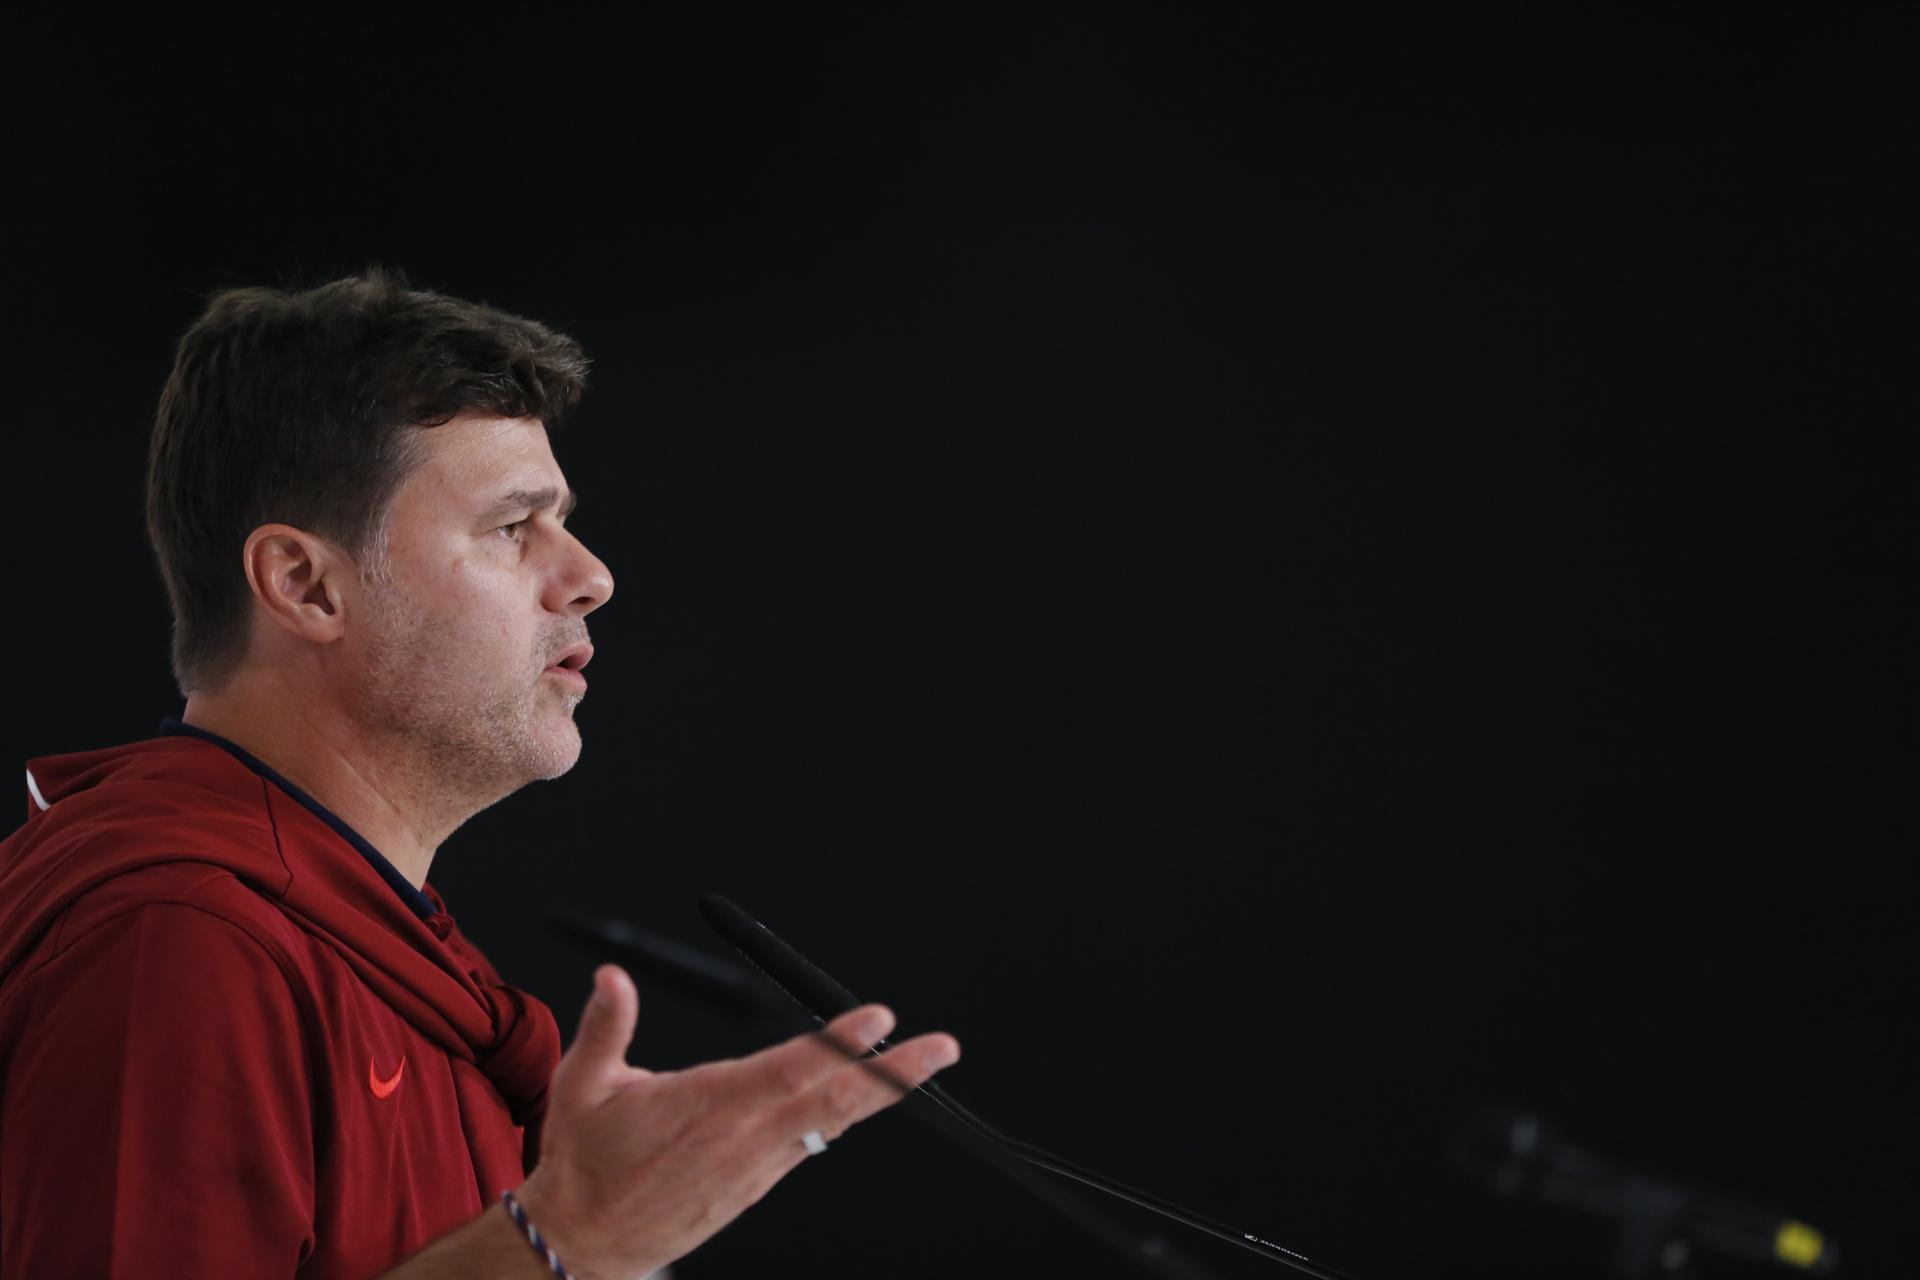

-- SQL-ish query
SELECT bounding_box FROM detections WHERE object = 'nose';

[549,527,614,617]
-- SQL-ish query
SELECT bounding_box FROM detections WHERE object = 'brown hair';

[146,267,590,694]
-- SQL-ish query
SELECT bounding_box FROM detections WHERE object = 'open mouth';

[548,642,593,672]
[545,641,593,687]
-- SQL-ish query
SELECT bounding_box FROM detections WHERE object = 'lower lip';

[544,665,587,689]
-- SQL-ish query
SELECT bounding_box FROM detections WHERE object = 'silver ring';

[801,1129,829,1156]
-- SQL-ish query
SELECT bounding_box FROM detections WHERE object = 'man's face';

[341,412,614,798]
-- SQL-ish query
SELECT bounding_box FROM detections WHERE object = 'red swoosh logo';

[370,1055,406,1099]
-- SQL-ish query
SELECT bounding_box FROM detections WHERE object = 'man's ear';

[241,523,354,644]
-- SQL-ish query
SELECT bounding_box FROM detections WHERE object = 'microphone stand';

[550,909,1226,1280]
[697,894,1367,1280]
[553,903,1370,1279]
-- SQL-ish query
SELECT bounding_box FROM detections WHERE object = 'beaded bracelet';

[500,1188,575,1279]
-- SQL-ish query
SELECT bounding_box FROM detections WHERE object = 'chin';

[526,717,584,780]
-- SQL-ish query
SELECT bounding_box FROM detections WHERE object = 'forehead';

[401,413,564,509]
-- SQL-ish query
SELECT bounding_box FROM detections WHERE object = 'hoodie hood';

[2,733,559,1140]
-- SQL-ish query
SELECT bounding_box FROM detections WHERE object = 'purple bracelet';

[500,1188,574,1279]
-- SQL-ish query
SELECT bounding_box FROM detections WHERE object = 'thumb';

[551,964,640,1104]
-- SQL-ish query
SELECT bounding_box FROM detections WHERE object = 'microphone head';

[547,908,768,1018]
[699,892,866,1024]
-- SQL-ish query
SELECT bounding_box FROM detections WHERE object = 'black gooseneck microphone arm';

[548,908,1226,1280]
[698,893,1366,1280]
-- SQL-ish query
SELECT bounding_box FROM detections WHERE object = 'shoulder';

[17,734,274,842]
[14,865,315,1008]
[0,875,330,1113]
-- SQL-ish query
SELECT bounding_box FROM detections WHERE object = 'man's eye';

[496,519,530,539]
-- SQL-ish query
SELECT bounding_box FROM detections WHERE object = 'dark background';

[7,8,1913,1276]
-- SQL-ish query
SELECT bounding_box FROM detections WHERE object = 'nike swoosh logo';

[370,1055,406,1099]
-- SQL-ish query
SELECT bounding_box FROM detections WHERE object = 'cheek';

[439,558,538,655]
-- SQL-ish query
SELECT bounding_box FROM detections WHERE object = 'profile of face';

[342,413,614,800]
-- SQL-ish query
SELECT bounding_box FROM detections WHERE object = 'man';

[0,271,960,1278]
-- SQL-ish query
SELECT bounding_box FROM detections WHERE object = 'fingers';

[768,1030,961,1150]
[550,965,640,1113]
[742,1004,898,1098]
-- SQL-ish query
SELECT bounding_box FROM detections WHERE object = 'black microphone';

[699,892,1364,1280]
[1458,1108,1839,1277]
[550,905,1226,1280]
[547,909,768,1018]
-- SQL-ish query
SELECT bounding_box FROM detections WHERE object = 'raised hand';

[512,964,961,1279]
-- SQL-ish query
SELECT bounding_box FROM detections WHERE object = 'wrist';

[515,1169,679,1280]
[505,1177,604,1280]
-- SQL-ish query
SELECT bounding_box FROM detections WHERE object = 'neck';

[182,670,484,891]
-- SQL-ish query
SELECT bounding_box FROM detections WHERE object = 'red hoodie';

[0,729,562,1277]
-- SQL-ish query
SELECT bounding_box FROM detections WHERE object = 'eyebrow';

[481,485,578,522]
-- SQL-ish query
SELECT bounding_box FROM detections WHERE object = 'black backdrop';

[7,9,1914,1277]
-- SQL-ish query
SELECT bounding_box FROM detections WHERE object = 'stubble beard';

[353,578,584,810]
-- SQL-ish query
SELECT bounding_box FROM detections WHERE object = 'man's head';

[148,270,614,794]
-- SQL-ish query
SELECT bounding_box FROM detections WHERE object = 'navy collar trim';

[159,718,438,921]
